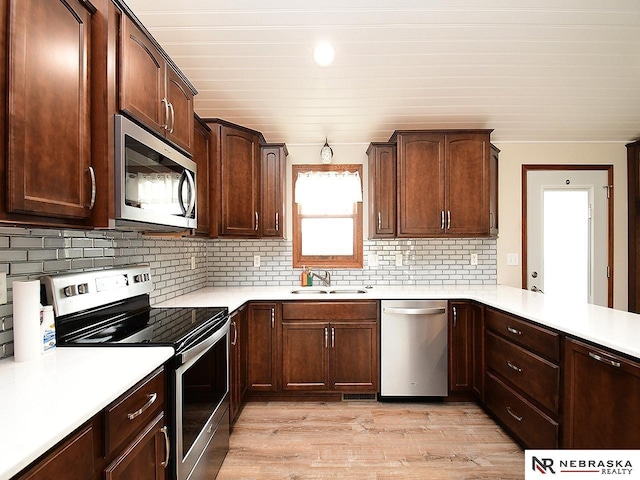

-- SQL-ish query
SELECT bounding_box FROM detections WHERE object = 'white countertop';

[0,346,173,480]
[156,284,640,360]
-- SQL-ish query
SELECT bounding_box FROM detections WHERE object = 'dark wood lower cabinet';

[104,413,167,480]
[563,338,640,448]
[229,305,248,423]
[281,301,379,395]
[246,303,279,392]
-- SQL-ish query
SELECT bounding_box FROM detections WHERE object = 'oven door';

[174,318,230,480]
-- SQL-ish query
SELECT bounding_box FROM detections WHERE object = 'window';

[292,164,363,268]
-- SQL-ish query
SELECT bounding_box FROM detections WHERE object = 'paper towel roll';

[13,280,42,362]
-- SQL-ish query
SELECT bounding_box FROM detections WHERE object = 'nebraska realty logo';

[525,450,640,479]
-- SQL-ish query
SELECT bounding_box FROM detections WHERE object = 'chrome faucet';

[310,270,331,287]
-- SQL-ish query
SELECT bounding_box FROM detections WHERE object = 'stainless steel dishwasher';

[380,300,448,398]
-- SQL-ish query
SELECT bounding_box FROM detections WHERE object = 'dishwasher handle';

[383,307,446,316]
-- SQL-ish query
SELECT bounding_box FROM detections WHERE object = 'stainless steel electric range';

[42,264,229,480]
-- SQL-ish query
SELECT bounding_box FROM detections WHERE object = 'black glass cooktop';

[56,295,228,352]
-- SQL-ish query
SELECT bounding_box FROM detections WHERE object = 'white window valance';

[294,171,363,205]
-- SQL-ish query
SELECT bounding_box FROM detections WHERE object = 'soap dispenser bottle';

[301,266,307,286]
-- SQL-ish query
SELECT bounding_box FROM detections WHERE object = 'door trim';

[522,165,614,307]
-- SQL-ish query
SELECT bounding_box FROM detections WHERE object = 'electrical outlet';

[395,253,403,267]
[470,253,478,266]
[0,272,6,305]
[191,256,196,270]
[368,253,379,268]
[507,253,519,266]
[253,255,261,267]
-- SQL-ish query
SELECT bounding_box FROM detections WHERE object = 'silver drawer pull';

[588,351,621,368]
[506,326,522,335]
[127,393,157,420]
[506,361,522,373]
[506,406,523,422]
[383,307,446,315]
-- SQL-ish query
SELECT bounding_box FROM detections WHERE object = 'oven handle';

[178,317,230,366]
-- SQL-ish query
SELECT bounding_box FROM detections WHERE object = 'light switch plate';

[470,253,478,266]
[368,253,379,268]
[253,255,261,267]
[191,256,196,270]
[395,253,403,267]
[0,272,6,304]
[507,253,519,266]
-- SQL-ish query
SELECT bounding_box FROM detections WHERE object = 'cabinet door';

[449,302,474,394]
[472,305,485,401]
[220,126,260,236]
[563,338,640,448]
[247,303,279,391]
[261,145,286,237]
[193,117,210,236]
[331,322,378,392]
[16,420,97,480]
[7,0,93,220]
[628,140,640,313]
[397,133,445,237]
[105,413,168,480]
[489,144,499,237]
[445,133,490,236]
[282,322,329,390]
[165,67,194,153]
[119,15,166,136]
[367,143,396,238]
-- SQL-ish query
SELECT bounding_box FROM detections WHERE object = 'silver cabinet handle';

[506,326,522,336]
[447,210,451,230]
[506,406,523,422]
[452,306,457,327]
[275,212,279,231]
[490,212,495,228]
[506,361,522,373]
[331,326,335,348]
[383,307,446,315]
[87,166,96,210]
[160,425,170,468]
[231,320,238,346]
[168,102,175,134]
[127,392,157,420]
[324,327,328,348]
[589,351,621,368]
[271,308,275,328]
[255,212,259,231]
[441,210,445,230]
[161,98,169,129]
[377,212,382,230]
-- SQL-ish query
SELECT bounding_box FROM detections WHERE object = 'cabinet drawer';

[485,307,560,362]
[486,331,560,414]
[105,368,165,457]
[282,301,378,321]
[486,372,559,449]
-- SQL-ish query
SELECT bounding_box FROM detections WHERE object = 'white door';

[526,169,610,306]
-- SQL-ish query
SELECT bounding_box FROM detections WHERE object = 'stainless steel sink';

[290,288,328,294]
[328,289,368,294]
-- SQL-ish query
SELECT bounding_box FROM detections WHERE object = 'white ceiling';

[125,0,640,145]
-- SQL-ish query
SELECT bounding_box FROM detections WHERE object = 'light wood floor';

[217,401,524,479]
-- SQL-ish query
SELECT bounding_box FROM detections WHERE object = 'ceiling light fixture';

[313,42,335,67]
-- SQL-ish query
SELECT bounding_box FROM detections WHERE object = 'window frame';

[292,164,363,269]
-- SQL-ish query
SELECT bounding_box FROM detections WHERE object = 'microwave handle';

[178,170,196,218]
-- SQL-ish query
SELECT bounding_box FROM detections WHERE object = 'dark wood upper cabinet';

[119,14,194,153]
[390,130,495,238]
[260,144,287,238]
[489,144,500,237]
[219,125,261,237]
[6,0,95,221]
[193,116,211,236]
[367,142,397,238]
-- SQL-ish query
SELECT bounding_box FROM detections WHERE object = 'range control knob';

[77,283,89,294]
[63,285,78,297]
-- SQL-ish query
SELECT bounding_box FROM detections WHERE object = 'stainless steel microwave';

[115,115,197,230]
